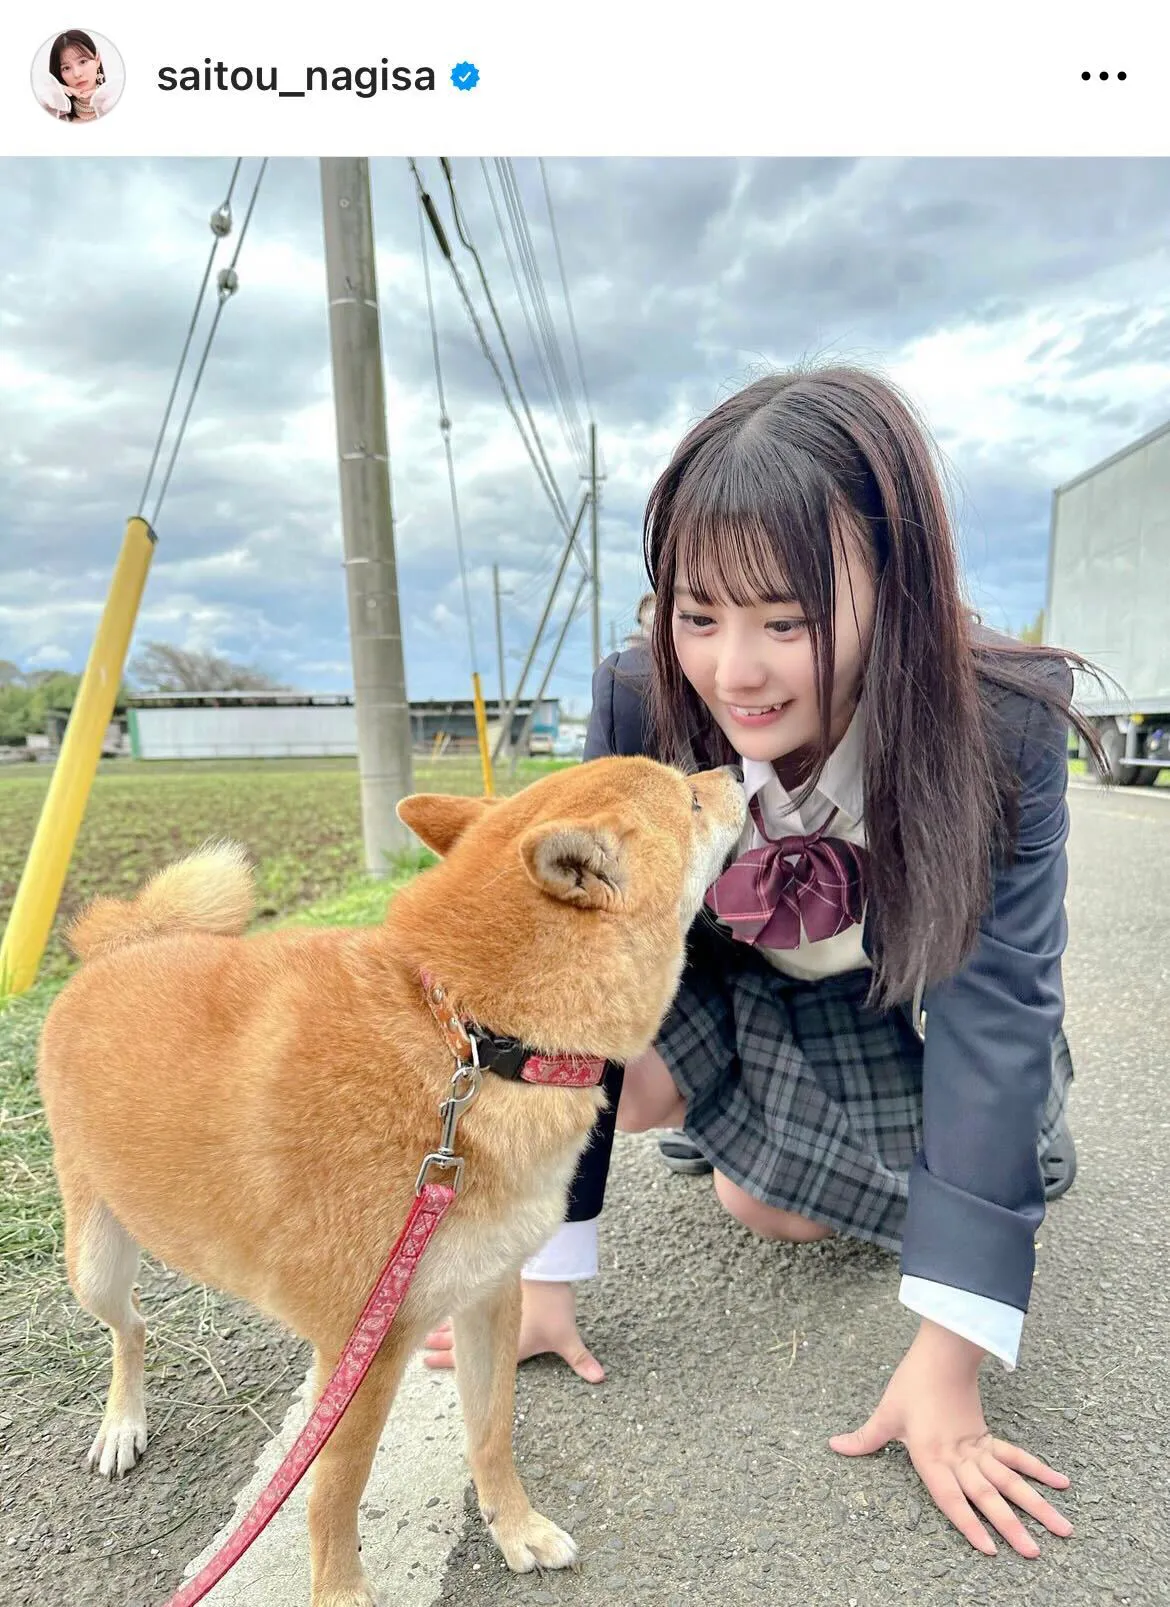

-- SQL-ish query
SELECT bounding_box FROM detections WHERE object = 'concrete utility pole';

[589,422,601,670]
[320,158,414,872]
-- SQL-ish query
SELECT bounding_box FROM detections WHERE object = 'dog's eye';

[691,788,702,812]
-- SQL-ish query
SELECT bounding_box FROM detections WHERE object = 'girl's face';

[59,46,100,96]
[671,530,876,769]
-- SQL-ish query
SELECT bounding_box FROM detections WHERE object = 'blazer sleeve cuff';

[899,1276,1023,1370]
[521,1217,599,1282]
[900,1153,1042,1312]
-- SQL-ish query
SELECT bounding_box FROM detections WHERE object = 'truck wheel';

[1134,766,1160,786]
[1099,724,1142,785]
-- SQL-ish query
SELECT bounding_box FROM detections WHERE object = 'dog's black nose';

[725,764,744,784]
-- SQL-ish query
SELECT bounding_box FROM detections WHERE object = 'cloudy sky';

[2,156,1168,716]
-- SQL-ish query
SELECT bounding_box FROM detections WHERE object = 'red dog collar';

[420,971,607,1088]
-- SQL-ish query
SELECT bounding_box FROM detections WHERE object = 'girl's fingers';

[989,1438,1070,1489]
[954,1462,1040,1559]
[981,1455,1074,1538]
[916,1461,998,1556]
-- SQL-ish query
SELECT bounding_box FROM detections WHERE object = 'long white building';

[125,692,560,760]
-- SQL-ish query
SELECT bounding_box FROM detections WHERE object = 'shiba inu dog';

[36,756,745,1605]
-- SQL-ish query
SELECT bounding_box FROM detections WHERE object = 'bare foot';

[423,1280,605,1383]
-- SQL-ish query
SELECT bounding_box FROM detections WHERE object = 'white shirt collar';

[739,698,865,826]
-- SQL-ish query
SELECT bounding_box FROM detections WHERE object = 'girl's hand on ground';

[422,1279,605,1383]
[829,1318,1073,1557]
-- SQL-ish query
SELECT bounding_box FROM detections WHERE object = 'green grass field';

[0,754,573,983]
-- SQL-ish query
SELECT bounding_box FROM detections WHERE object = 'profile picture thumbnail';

[32,29,125,123]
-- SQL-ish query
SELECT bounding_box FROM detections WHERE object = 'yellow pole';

[472,671,494,797]
[0,518,156,996]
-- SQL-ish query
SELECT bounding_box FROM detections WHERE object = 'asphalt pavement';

[181,779,1170,1607]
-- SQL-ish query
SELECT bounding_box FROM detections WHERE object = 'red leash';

[160,1015,484,1606]
[163,1181,457,1606]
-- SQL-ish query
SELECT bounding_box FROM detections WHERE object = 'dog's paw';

[489,1509,578,1573]
[86,1411,147,1479]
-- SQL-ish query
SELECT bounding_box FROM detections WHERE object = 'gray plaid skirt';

[655,932,1072,1253]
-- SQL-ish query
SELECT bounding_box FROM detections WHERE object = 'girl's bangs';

[673,514,788,608]
[666,432,841,619]
[671,501,837,624]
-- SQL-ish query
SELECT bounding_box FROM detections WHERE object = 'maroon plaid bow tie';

[704,795,868,950]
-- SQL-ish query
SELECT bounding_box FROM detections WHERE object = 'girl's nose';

[717,654,770,693]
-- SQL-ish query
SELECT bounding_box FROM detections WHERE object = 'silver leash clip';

[415,1036,483,1196]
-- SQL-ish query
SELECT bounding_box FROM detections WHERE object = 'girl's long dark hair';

[637,363,1108,1010]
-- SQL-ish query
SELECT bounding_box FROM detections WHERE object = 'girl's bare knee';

[616,1046,685,1134]
[712,1172,834,1242]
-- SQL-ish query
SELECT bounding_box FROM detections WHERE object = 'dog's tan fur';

[37,756,745,1605]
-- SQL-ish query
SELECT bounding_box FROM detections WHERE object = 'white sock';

[522,1217,599,1282]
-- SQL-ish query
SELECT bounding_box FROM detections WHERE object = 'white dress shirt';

[526,705,1025,1369]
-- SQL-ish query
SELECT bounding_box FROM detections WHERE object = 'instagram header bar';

[4,3,1165,156]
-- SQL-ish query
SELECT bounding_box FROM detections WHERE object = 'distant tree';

[0,686,35,744]
[0,673,82,743]
[28,672,84,724]
[1018,609,1045,645]
[0,659,25,689]
[129,642,289,694]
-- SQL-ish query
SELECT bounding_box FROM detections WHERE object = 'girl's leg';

[617,1051,829,1241]
[712,1171,834,1243]
[615,1046,686,1133]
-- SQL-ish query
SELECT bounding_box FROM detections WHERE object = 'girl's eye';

[677,610,805,635]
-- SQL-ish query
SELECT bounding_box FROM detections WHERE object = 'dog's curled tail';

[67,839,255,962]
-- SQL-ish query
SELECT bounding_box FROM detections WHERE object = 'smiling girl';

[426,362,1105,1561]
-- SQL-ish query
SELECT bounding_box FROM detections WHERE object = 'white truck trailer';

[1044,416,1170,785]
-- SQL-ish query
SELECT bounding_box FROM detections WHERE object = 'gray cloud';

[2,155,1169,712]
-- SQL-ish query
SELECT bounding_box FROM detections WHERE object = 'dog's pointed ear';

[396,794,499,856]
[518,817,630,909]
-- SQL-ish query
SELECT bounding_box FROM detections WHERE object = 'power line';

[495,160,588,469]
[137,159,268,528]
[487,159,586,472]
[410,156,604,715]
[409,158,587,574]
[538,158,605,481]
[435,158,580,536]
[480,158,580,472]
[510,559,563,610]
[417,191,479,677]
[504,157,588,466]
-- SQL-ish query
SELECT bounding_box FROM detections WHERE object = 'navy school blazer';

[572,631,1072,1318]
